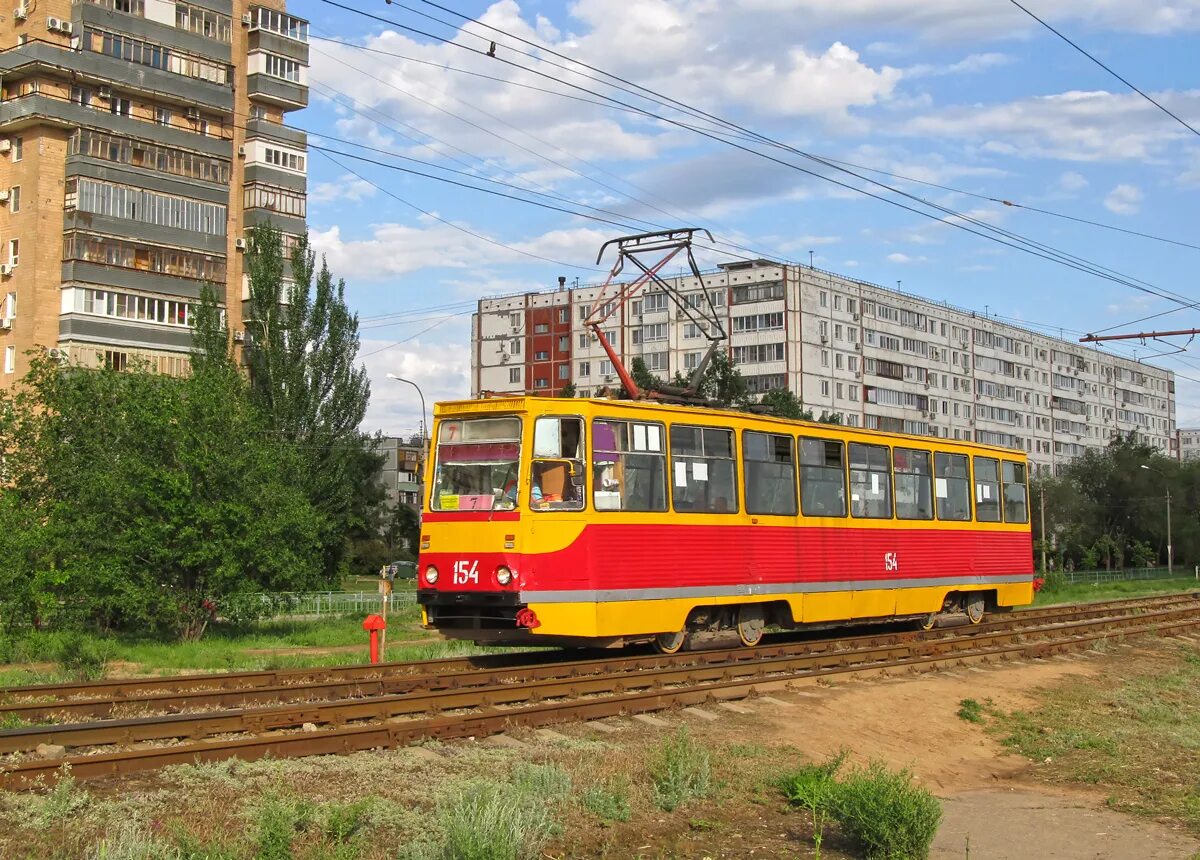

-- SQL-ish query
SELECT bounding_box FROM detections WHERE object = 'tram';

[415,396,1034,651]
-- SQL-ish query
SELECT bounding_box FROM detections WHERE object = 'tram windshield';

[431,417,521,511]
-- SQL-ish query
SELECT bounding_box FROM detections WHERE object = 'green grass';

[993,642,1200,832]
[1033,576,1200,607]
[650,726,714,812]
[0,602,503,684]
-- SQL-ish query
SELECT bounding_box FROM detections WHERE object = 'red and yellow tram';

[416,396,1033,650]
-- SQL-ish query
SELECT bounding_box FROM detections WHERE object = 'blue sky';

[284,0,1200,438]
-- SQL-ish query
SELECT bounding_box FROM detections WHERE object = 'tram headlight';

[424,565,439,585]
[495,566,513,586]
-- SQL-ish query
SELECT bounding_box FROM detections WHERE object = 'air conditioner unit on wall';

[0,191,9,204]
[46,16,62,31]
[13,5,27,20]
[233,330,245,343]
[0,140,9,155]
[234,238,247,250]
[59,20,72,34]
[98,85,112,100]
[0,317,11,329]
[0,264,12,277]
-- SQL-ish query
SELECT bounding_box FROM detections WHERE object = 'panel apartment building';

[0,0,308,384]
[471,261,1177,475]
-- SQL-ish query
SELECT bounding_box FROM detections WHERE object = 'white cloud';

[905,52,1013,78]
[1103,183,1143,215]
[309,175,377,204]
[902,89,1200,162]
[1058,171,1089,193]
[887,252,927,263]
[361,336,473,436]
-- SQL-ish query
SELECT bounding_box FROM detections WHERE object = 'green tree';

[0,353,325,639]
[631,357,660,394]
[557,381,577,398]
[240,224,382,580]
[700,350,749,408]
[759,389,814,420]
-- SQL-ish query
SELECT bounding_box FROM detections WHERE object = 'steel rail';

[4,609,1198,789]
[2,593,1191,706]
[4,594,1195,722]
[3,602,1197,758]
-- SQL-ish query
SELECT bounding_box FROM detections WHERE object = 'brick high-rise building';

[0,0,308,383]
[472,260,1178,476]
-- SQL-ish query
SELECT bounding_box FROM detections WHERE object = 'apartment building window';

[731,282,784,304]
[836,383,844,400]
[262,53,303,83]
[534,350,549,360]
[534,378,548,389]
[508,312,520,329]
[508,339,519,355]
[533,323,548,334]
[250,6,309,41]
[104,350,128,371]
[558,336,568,351]
[557,308,568,323]
[176,2,233,41]
[684,323,706,339]
[110,98,132,117]
[249,105,267,121]
[155,107,172,126]
[821,380,830,397]
[4,346,13,374]
[243,183,306,217]
[578,361,590,377]
[834,295,842,311]
[10,137,21,162]
[69,177,228,235]
[577,333,589,349]
[3,292,14,319]
[733,312,783,332]
[8,239,17,266]
[263,146,305,172]
[8,186,19,213]
[558,365,569,380]
[508,367,520,384]
[731,343,784,364]
[75,288,196,327]
[819,320,828,339]
[643,292,668,313]
[820,291,827,307]
[63,233,227,281]
[73,131,232,184]
[684,352,700,370]
[820,350,829,367]
[91,29,230,84]
[645,352,668,372]
[599,360,613,376]
[641,323,667,342]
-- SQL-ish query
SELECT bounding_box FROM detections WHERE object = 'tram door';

[526,416,587,591]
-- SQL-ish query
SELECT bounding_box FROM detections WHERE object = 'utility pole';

[1140,464,1173,574]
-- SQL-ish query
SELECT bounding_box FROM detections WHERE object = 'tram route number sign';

[884,552,899,572]
[452,559,480,585]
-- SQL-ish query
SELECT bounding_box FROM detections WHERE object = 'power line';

[1005,0,1200,139]
[329,0,1195,314]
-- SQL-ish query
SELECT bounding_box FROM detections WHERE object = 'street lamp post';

[1140,464,1172,574]
[386,373,428,453]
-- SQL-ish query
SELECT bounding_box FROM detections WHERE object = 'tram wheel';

[736,604,767,647]
[964,594,986,625]
[654,630,688,654]
[918,612,938,631]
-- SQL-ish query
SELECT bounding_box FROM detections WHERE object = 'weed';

[780,750,847,859]
[252,793,314,860]
[728,742,769,758]
[35,771,89,828]
[53,631,111,681]
[957,698,984,723]
[688,818,719,831]
[437,779,554,860]
[90,822,180,860]
[510,761,572,804]
[0,712,28,730]
[321,798,373,843]
[650,726,713,812]
[831,761,942,860]
[581,776,632,823]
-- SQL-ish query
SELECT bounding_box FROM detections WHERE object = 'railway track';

[2,592,1197,789]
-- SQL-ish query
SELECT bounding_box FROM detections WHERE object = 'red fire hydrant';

[363,614,387,664]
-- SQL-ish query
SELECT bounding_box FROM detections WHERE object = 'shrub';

[831,762,942,860]
[437,779,554,860]
[322,798,373,844]
[581,777,632,823]
[90,822,180,860]
[53,631,111,681]
[651,726,712,812]
[511,762,572,805]
[780,751,847,859]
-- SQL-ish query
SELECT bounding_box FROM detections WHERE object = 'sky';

[284,0,1200,439]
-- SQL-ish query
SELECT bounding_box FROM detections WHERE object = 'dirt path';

[750,655,1200,859]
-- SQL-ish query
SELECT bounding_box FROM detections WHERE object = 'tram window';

[973,456,1001,522]
[592,419,667,511]
[529,416,585,511]
[1002,461,1029,523]
[849,442,892,519]
[670,425,738,513]
[799,438,846,517]
[743,431,797,516]
[432,416,521,511]
[934,452,971,521]
[894,448,933,520]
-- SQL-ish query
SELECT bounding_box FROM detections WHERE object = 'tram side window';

[799,438,846,517]
[894,448,933,520]
[1003,461,1029,523]
[849,442,892,518]
[973,456,1001,522]
[530,416,585,511]
[592,419,667,511]
[670,425,738,513]
[934,452,971,521]
[743,431,797,516]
